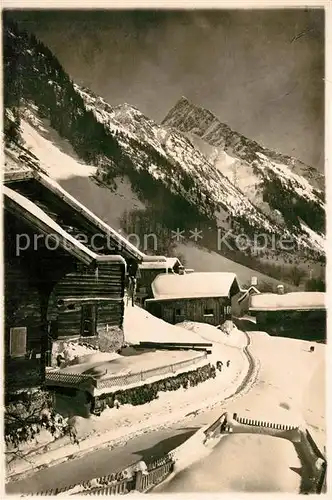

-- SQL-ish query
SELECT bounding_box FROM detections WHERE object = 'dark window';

[175,308,184,316]
[224,306,232,316]
[9,327,27,357]
[204,309,214,316]
[81,305,97,337]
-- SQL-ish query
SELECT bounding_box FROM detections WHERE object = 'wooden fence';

[232,413,298,431]
[45,371,96,387]
[137,456,175,493]
[25,455,175,496]
[45,352,207,392]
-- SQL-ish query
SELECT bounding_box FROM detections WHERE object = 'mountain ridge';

[161,95,325,240]
[162,95,324,190]
[3,18,325,288]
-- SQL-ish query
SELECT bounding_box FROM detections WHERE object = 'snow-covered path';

[155,333,325,494]
[6,329,324,494]
[6,317,250,487]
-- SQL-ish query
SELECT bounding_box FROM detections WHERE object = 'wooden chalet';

[4,166,146,390]
[232,285,261,317]
[136,257,184,305]
[249,291,326,342]
[145,272,241,326]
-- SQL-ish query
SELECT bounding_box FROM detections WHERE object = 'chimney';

[277,284,284,295]
[251,276,258,286]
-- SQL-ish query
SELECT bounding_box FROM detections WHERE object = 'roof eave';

[249,306,326,312]
[5,199,95,266]
[95,255,127,266]
[35,171,145,262]
[4,170,35,183]
[147,294,230,302]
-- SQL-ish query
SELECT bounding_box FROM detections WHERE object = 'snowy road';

[5,426,200,494]
[6,332,325,495]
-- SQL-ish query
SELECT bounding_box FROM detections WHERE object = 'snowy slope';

[3,19,325,297]
[163,96,324,191]
[20,109,97,180]
[4,110,289,285]
[15,109,145,230]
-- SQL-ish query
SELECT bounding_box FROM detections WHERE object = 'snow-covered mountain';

[3,18,325,287]
[76,86,275,230]
[76,86,325,255]
[162,97,325,235]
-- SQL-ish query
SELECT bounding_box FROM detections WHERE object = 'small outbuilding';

[232,285,261,317]
[136,257,183,305]
[249,291,326,341]
[145,272,241,326]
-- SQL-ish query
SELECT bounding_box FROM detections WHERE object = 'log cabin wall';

[4,209,80,386]
[231,292,250,317]
[255,310,326,342]
[5,206,126,375]
[4,260,44,390]
[48,260,126,363]
[147,297,231,326]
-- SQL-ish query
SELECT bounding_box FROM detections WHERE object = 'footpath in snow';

[152,331,326,495]
[6,309,251,482]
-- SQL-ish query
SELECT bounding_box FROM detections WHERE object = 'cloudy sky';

[8,9,324,170]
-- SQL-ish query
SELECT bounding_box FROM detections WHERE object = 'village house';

[4,166,147,391]
[145,272,241,326]
[249,290,326,342]
[136,257,184,305]
[232,284,261,317]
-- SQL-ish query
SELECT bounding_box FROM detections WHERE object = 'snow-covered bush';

[95,364,216,413]
[5,388,79,449]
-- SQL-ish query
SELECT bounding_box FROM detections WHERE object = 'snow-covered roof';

[148,272,240,301]
[4,150,35,181]
[141,255,168,263]
[139,257,181,270]
[237,286,261,304]
[4,186,125,266]
[249,292,326,312]
[35,172,146,262]
[5,162,146,262]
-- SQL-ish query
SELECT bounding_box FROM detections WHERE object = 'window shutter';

[10,327,27,358]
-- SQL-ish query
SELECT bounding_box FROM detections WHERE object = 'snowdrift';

[123,305,204,345]
[177,320,247,349]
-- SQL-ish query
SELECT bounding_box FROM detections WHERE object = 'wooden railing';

[45,352,207,391]
[137,456,175,493]
[138,341,212,353]
[45,371,97,387]
[232,413,298,431]
[26,455,175,496]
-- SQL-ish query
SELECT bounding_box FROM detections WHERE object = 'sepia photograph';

[2,2,327,495]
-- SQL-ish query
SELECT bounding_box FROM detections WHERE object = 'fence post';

[135,471,143,492]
